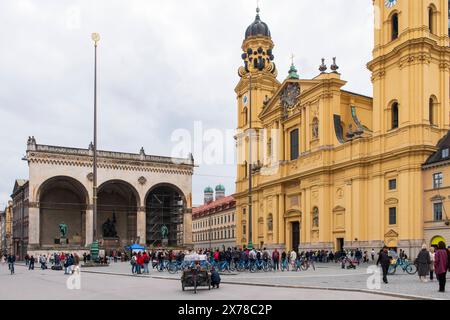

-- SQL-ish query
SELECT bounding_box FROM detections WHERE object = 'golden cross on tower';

[290,53,295,65]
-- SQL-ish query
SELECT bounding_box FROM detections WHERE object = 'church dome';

[245,8,271,39]
[215,184,225,192]
[204,186,214,193]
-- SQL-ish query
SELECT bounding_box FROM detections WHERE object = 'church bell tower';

[368,0,450,137]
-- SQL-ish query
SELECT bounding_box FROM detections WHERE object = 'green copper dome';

[204,186,214,193]
[215,184,225,191]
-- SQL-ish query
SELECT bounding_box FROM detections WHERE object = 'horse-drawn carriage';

[181,254,211,293]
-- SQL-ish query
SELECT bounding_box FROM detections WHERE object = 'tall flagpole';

[91,33,100,244]
[248,74,253,250]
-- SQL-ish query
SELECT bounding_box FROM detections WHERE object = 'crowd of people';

[2,243,449,293]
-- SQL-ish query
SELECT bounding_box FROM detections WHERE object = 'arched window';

[429,97,434,125]
[392,13,399,40]
[391,102,399,129]
[243,107,248,126]
[429,6,435,34]
[312,207,319,228]
[290,129,299,160]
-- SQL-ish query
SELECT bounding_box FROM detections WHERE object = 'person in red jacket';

[136,252,144,274]
[434,241,448,292]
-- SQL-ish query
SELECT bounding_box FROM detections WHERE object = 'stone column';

[28,206,40,246]
[137,207,146,245]
[85,208,93,246]
[183,211,193,248]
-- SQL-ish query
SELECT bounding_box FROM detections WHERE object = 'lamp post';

[248,74,253,250]
[91,33,100,244]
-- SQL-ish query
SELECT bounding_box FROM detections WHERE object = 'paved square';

[2,261,448,300]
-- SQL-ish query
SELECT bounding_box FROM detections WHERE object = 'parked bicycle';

[388,259,417,275]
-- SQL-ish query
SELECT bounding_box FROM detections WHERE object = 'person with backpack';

[272,249,280,271]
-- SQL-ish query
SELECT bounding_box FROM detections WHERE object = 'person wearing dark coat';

[416,245,431,282]
[210,268,221,289]
[377,246,392,284]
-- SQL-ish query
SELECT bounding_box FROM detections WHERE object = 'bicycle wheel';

[388,265,396,275]
[168,264,178,274]
[301,263,308,271]
[405,264,417,275]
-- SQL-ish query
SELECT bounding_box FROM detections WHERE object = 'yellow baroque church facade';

[234,0,450,257]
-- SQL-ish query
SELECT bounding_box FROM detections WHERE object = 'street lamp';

[248,74,253,250]
[91,33,100,245]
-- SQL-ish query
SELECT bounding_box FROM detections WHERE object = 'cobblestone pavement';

[0,263,399,300]
[81,261,450,300]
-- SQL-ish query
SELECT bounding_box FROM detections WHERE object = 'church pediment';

[284,209,302,218]
[384,229,399,238]
[333,206,345,212]
[430,195,445,202]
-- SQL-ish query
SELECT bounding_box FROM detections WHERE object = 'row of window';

[390,97,437,130]
[390,5,439,41]
[193,213,235,230]
[193,228,235,242]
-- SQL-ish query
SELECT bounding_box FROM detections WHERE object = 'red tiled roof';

[192,195,235,218]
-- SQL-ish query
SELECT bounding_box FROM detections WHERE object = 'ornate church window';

[312,207,319,228]
[312,117,319,139]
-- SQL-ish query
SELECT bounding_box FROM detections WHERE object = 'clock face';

[385,0,397,8]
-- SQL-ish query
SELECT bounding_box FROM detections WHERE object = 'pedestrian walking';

[377,246,392,284]
[416,244,431,282]
[130,253,137,274]
[143,251,150,274]
[429,247,435,281]
[289,250,297,270]
[272,249,280,271]
[7,254,15,275]
[29,255,35,270]
[434,241,448,293]
[371,249,375,262]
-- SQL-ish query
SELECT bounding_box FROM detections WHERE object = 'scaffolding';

[146,190,184,248]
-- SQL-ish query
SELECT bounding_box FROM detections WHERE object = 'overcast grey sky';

[0,0,374,207]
